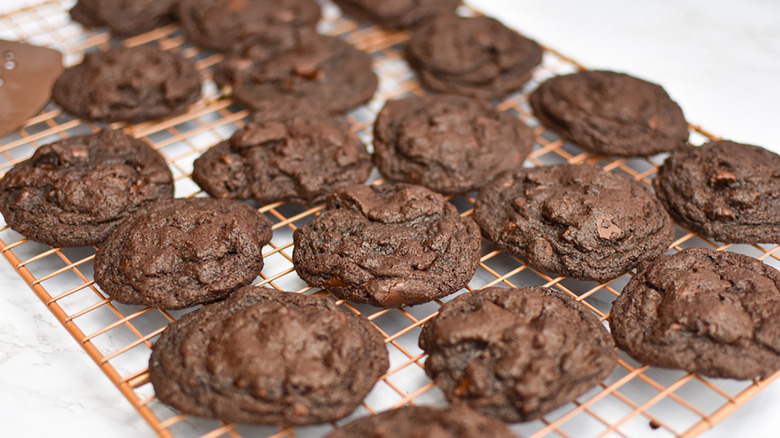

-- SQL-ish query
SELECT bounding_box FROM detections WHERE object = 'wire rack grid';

[1,1,779,437]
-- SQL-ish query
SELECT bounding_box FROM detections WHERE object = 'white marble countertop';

[1,0,779,437]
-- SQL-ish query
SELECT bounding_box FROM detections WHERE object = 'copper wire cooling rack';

[2,1,779,437]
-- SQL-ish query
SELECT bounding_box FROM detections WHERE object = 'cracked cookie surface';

[53,45,202,123]
[609,247,780,379]
[530,70,688,156]
[293,184,481,307]
[214,35,377,115]
[655,140,780,243]
[0,129,173,247]
[405,15,542,99]
[474,163,674,282]
[150,287,388,425]
[193,114,372,205]
[420,286,617,422]
[373,94,534,194]
[94,198,272,309]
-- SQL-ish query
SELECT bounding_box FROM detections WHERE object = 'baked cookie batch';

[1,0,779,435]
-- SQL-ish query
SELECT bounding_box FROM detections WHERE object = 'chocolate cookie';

[609,248,780,379]
[0,130,173,247]
[530,70,689,156]
[373,95,534,194]
[94,198,272,309]
[474,164,674,282]
[405,16,542,99]
[179,0,320,52]
[420,287,617,422]
[333,0,460,29]
[326,405,516,438]
[214,35,377,115]
[70,0,179,37]
[53,45,202,123]
[293,184,481,307]
[654,140,780,243]
[149,286,388,426]
[193,114,372,205]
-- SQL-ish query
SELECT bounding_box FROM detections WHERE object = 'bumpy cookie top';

[215,35,377,115]
[94,198,272,309]
[609,248,780,379]
[325,405,516,438]
[178,0,320,51]
[70,0,180,36]
[149,286,388,426]
[373,94,534,194]
[420,286,617,422]
[655,140,780,243]
[474,163,674,282]
[610,247,780,379]
[53,45,202,123]
[0,129,173,247]
[193,114,372,205]
[293,184,481,307]
[406,15,542,99]
[333,0,460,29]
[530,70,688,156]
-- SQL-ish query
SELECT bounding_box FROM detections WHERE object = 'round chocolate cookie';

[293,184,481,307]
[333,0,460,29]
[420,287,617,422]
[178,0,320,52]
[70,0,179,37]
[214,35,377,115]
[0,130,173,247]
[326,405,516,438]
[53,45,202,123]
[474,164,674,282]
[609,248,780,379]
[94,198,273,309]
[405,15,542,100]
[654,140,780,243]
[193,114,372,205]
[373,95,534,194]
[530,70,689,156]
[150,286,388,426]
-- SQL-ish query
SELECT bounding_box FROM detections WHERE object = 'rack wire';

[2,1,779,437]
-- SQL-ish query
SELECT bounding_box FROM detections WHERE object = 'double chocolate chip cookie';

[179,0,321,52]
[94,198,272,309]
[70,0,179,37]
[655,140,780,243]
[193,114,372,205]
[474,164,674,282]
[530,70,689,156]
[0,129,173,247]
[53,45,202,123]
[215,35,377,115]
[420,287,617,422]
[150,286,388,426]
[406,15,542,99]
[373,94,534,194]
[326,405,516,438]
[333,0,460,29]
[609,247,780,379]
[293,184,481,307]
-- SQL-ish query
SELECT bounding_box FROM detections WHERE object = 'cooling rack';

[2,1,779,437]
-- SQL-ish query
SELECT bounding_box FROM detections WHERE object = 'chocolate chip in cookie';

[0,129,173,247]
[149,286,388,425]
